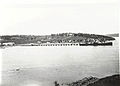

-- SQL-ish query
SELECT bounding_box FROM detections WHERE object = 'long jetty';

[38,43,80,46]
[26,42,112,46]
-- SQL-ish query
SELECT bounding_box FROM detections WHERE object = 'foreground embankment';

[61,74,120,86]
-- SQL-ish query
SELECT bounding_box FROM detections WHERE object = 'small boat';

[15,68,20,71]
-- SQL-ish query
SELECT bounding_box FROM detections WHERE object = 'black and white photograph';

[0,0,119,86]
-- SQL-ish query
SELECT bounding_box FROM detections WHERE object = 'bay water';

[1,37,119,86]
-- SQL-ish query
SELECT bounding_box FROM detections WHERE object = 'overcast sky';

[0,0,119,35]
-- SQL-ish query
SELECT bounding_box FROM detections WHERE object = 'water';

[1,37,119,86]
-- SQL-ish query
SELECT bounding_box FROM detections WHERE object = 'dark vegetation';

[0,33,115,45]
[88,74,120,86]
[65,76,99,86]
[62,74,120,86]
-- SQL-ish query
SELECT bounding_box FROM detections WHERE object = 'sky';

[0,0,119,35]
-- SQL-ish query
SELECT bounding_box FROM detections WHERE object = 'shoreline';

[0,42,113,49]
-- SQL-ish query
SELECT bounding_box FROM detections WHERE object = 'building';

[3,42,15,46]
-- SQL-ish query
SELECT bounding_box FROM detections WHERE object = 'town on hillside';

[0,33,115,47]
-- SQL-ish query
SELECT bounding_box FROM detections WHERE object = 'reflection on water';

[22,84,40,86]
[19,80,41,86]
[1,37,119,86]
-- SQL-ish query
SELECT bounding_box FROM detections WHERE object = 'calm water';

[1,37,119,86]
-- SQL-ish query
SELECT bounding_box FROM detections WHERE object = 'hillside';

[63,76,99,86]
[0,33,115,45]
[106,33,119,37]
[63,74,120,86]
[88,74,120,86]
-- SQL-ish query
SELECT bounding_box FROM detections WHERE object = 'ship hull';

[79,42,113,46]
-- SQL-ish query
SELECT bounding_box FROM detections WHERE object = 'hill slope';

[88,74,120,86]
[106,33,119,37]
[0,33,115,44]
[62,74,120,86]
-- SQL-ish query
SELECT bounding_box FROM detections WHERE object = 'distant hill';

[106,33,119,37]
[0,33,115,44]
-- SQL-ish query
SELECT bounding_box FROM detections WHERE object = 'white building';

[3,42,15,46]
